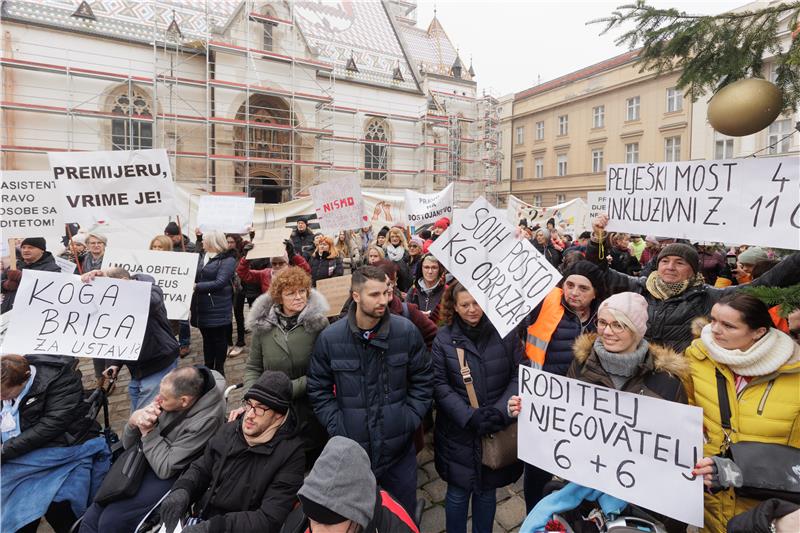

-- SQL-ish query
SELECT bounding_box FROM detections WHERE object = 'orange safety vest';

[525,287,565,367]
[769,305,790,334]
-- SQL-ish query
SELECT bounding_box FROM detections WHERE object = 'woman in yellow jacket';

[685,292,800,533]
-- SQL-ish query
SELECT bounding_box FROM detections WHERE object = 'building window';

[768,119,793,154]
[558,115,568,136]
[556,193,566,204]
[514,159,524,180]
[592,106,605,128]
[497,131,502,149]
[626,96,640,121]
[533,194,542,207]
[516,126,525,145]
[591,148,604,173]
[625,142,639,164]
[664,136,681,162]
[364,119,388,181]
[535,121,544,140]
[111,90,153,150]
[557,154,568,176]
[714,135,734,159]
[666,87,682,113]
[534,157,544,178]
[263,22,276,51]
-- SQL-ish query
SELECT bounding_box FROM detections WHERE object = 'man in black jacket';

[82,267,179,410]
[290,217,316,260]
[165,221,196,253]
[308,266,433,516]
[159,370,304,533]
[1,237,61,313]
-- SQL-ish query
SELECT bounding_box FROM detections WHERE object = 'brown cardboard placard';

[247,227,292,259]
[316,274,352,317]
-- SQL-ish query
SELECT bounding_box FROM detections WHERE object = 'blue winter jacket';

[432,318,526,492]
[525,297,598,376]
[191,249,237,328]
[307,303,433,477]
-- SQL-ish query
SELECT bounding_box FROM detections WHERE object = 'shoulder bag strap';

[715,368,733,451]
[456,348,479,409]
[159,408,191,438]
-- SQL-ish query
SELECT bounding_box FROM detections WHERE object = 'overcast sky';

[414,0,747,96]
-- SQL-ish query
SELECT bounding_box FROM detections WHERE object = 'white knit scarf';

[700,324,796,377]
[385,244,405,262]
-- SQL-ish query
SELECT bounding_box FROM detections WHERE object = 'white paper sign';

[506,195,589,236]
[605,156,800,249]
[586,191,607,223]
[54,256,77,274]
[518,366,704,527]
[103,249,198,320]
[405,183,454,226]
[48,149,178,223]
[1,270,151,360]
[0,170,65,245]
[429,197,561,338]
[197,195,255,234]
[311,176,367,233]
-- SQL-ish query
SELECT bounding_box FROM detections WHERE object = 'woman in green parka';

[240,266,330,464]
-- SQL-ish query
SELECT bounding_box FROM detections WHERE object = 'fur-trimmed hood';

[246,289,330,334]
[572,333,690,382]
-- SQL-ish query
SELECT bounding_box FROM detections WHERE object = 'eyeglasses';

[241,399,270,416]
[597,319,628,334]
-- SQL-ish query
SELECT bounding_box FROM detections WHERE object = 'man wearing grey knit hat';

[296,436,420,533]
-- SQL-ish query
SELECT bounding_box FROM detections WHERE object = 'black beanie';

[560,260,606,302]
[377,226,390,238]
[164,221,180,236]
[657,243,699,273]
[21,237,46,252]
[297,216,309,225]
[297,494,349,525]
[244,370,291,414]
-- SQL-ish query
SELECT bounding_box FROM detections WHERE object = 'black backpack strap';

[715,368,732,431]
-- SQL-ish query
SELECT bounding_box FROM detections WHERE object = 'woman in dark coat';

[432,282,525,533]
[405,253,446,323]
[532,229,562,268]
[308,235,343,286]
[191,230,237,376]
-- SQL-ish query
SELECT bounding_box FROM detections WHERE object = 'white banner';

[586,191,608,224]
[429,197,560,338]
[518,366,704,527]
[48,149,178,223]
[405,183,454,226]
[506,195,590,236]
[102,249,198,320]
[197,195,255,234]
[311,176,367,233]
[1,270,150,360]
[605,156,800,249]
[0,170,65,245]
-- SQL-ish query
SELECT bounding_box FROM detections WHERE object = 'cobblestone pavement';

[69,322,526,533]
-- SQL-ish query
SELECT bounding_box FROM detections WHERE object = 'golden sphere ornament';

[707,78,782,137]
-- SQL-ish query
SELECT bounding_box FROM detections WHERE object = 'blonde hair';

[334,231,351,257]
[366,245,385,263]
[149,235,173,251]
[202,230,229,254]
[386,228,407,249]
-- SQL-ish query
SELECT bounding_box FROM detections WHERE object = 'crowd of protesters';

[1,211,799,533]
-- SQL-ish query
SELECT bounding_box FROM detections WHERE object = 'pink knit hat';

[598,292,649,339]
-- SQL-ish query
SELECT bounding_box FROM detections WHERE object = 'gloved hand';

[181,521,211,533]
[160,488,191,533]
[467,407,506,436]
[284,239,295,258]
[709,456,743,491]
[5,270,22,282]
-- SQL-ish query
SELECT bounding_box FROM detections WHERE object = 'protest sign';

[0,170,65,244]
[103,249,198,320]
[505,195,589,235]
[517,366,704,526]
[405,183,454,227]
[1,270,150,360]
[48,149,177,223]
[248,228,293,260]
[586,191,607,224]
[54,255,77,274]
[605,156,800,249]
[311,176,367,233]
[316,274,352,318]
[197,195,255,234]
[430,197,560,338]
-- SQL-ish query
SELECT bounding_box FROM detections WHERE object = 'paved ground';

[66,321,527,533]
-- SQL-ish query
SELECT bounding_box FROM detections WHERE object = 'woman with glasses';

[405,253,446,322]
[81,232,106,273]
[239,267,330,465]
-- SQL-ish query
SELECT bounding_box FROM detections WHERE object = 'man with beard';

[308,266,433,517]
[1,237,60,313]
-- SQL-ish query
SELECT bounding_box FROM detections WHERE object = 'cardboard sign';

[197,195,255,234]
[605,156,800,249]
[0,170,65,245]
[48,149,177,223]
[1,270,150,360]
[586,191,608,223]
[405,183,454,226]
[102,249,198,320]
[248,227,293,260]
[518,366,704,526]
[54,256,77,274]
[311,176,367,233]
[316,274,352,317]
[429,197,561,338]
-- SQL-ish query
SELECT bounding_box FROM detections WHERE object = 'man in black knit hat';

[1,237,60,313]
[164,221,196,253]
[159,370,304,533]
